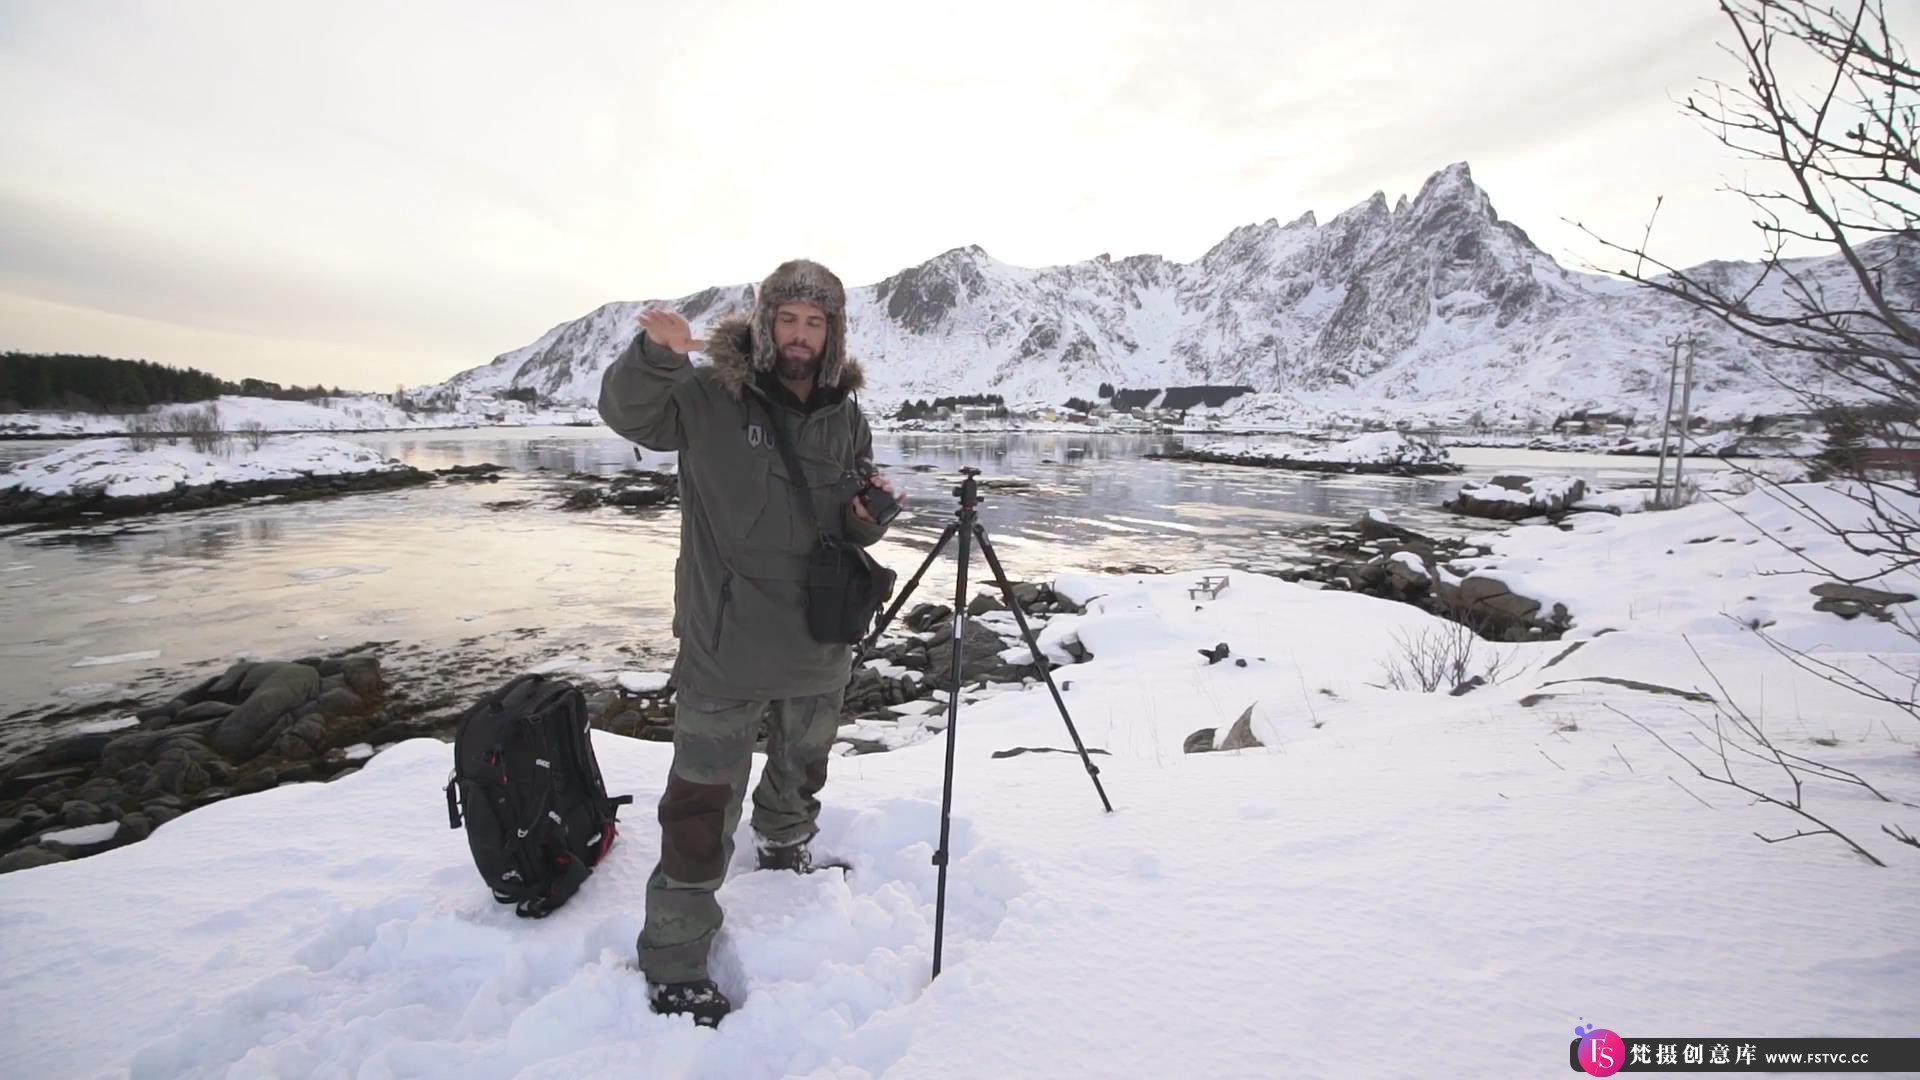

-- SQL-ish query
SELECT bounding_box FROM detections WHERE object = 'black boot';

[756,836,851,874]
[649,979,731,1027]
[756,836,817,873]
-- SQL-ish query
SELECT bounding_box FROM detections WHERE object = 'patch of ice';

[40,821,120,846]
[616,671,671,694]
[71,651,162,668]
[54,681,120,699]
[73,716,140,735]
[289,567,360,582]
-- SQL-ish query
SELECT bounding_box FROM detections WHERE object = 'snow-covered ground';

[0,435,412,498]
[0,483,1913,1077]
[0,394,599,437]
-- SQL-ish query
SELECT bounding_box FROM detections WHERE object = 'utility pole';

[1652,334,1701,508]
[1672,334,1699,499]
[1654,336,1683,506]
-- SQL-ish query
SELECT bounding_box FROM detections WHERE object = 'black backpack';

[443,674,633,918]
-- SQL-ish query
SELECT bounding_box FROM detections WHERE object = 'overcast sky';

[0,1,1886,390]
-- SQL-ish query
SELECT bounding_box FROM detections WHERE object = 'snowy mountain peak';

[429,160,1913,424]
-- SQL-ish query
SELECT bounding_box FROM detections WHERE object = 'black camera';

[857,478,901,527]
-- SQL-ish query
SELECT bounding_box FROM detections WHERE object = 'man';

[598,259,898,1027]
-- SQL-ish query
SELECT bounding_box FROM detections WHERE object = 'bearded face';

[772,302,828,383]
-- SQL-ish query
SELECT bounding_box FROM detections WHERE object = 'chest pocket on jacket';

[704,452,771,541]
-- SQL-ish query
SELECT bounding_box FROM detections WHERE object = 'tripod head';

[951,466,982,513]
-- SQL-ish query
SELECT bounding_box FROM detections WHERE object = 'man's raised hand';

[639,308,703,353]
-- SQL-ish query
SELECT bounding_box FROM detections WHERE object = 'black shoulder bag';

[757,397,897,644]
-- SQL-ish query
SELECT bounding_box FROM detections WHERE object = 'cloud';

[0,0,1894,388]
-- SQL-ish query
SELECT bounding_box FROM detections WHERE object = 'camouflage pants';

[637,685,843,984]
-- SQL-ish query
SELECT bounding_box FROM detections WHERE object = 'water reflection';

[0,426,1746,754]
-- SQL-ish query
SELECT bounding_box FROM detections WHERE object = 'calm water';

[0,427,1743,756]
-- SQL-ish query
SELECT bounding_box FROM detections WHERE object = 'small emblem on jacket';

[747,423,765,448]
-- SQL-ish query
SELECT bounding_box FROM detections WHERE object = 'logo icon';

[747,424,766,448]
[1575,1020,1626,1077]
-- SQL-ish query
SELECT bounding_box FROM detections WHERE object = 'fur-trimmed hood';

[703,314,866,401]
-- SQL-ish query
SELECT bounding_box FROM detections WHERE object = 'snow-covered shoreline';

[1156,430,1462,474]
[0,394,600,439]
[0,479,1911,1076]
[0,434,430,524]
[1,395,1824,463]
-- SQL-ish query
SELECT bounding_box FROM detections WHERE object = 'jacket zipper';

[711,574,733,652]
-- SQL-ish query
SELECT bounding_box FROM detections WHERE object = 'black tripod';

[859,467,1114,979]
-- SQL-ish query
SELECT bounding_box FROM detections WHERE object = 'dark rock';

[967,593,1006,617]
[165,674,221,713]
[0,816,34,848]
[72,778,130,809]
[116,762,154,790]
[1813,598,1869,619]
[340,657,383,699]
[175,700,236,723]
[1384,555,1432,592]
[1356,512,1436,546]
[319,674,347,694]
[145,747,210,797]
[315,687,365,717]
[563,488,601,510]
[1809,583,1916,605]
[207,661,258,701]
[1182,727,1217,754]
[98,729,168,773]
[367,721,430,745]
[136,704,177,728]
[1199,642,1231,665]
[272,715,327,759]
[1448,676,1487,697]
[276,764,316,784]
[905,603,952,634]
[211,662,320,759]
[60,800,107,827]
[117,812,153,843]
[1216,705,1263,751]
[925,619,1015,689]
[1445,476,1587,520]
[1011,582,1044,609]
[144,804,185,828]
[0,846,67,873]
[41,731,115,766]
[318,658,346,677]
[234,769,279,796]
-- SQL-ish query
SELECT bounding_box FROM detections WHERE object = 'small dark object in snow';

[1234,659,1247,668]
[1448,676,1486,697]
[991,746,1114,759]
[1198,642,1231,664]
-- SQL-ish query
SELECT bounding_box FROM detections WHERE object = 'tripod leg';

[972,524,1114,814]
[931,508,974,980]
[861,521,959,657]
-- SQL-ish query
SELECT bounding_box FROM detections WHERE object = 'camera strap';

[753,392,828,542]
